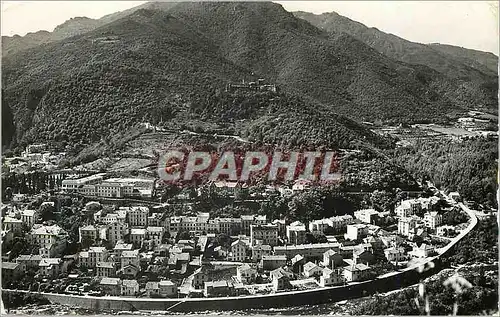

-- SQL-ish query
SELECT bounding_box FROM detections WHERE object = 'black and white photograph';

[0,1,498,315]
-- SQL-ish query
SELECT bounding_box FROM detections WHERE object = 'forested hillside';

[1,6,386,154]
[392,139,497,207]
[294,11,498,79]
[2,2,498,154]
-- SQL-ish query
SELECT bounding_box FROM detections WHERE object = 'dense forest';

[391,139,497,208]
[2,3,497,152]
[442,217,498,266]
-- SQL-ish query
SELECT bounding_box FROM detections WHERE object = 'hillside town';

[1,169,474,299]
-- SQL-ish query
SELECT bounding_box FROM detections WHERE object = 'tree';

[80,235,94,250]
[370,190,395,213]
[176,230,191,242]
[39,203,55,222]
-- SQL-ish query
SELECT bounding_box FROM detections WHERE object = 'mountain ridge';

[1,6,389,152]
[293,10,498,78]
[1,2,498,154]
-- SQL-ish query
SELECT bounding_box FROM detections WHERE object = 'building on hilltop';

[225,78,278,93]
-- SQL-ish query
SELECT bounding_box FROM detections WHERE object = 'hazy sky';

[2,1,498,55]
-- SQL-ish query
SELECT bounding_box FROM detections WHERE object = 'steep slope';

[293,11,498,79]
[1,8,386,152]
[2,9,249,148]
[2,2,498,152]
[157,3,496,117]
[1,3,178,57]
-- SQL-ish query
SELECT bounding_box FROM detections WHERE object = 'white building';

[309,215,354,233]
[250,224,278,246]
[354,209,380,224]
[38,258,62,277]
[344,224,368,241]
[114,243,133,257]
[79,247,108,268]
[130,228,146,247]
[159,280,177,297]
[121,250,140,269]
[79,225,98,243]
[286,221,307,245]
[396,199,421,217]
[409,243,435,258]
[61,173,105,192]
[303,261,322,278]
[274,242,341,260]
[121,279,139,296]
[384,246,407,264]
[229,239,248,262]
[398,217,418,237]
[96,261,116,277]
[319,267,343,286]
[343,263,370,282]
[20,209,38,228]
[128,207,149,227]
[2,216,23,233]
[423,211,442,230]
[30,225,67,251]
[146,226,164,246]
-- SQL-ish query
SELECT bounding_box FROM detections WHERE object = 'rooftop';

[114,243,133,250]
[21,209,37,217]
[303,261,319,271]
[2,262,19,270]
[131,228,146,235]
[262,255,286,261]
[345,263,370,272]
[122,279,139,287]
[89,247,107,253]
[100,277,120,286]
[274,242,341,251]
[97,262,115,268]
[39,258,61,266]
[159,280,175,287]
[31,225,64,236]
[122,250,140,258]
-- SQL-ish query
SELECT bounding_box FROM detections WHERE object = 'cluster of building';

[395,197,458,239]
[61,174,155,198]
[2,144,66,173]
[2,189,465,298]
[455,111,497,139]
[225,78,277,93]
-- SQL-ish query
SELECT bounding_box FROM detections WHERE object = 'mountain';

[1,3,178,57]
[428,43,498,74]
[2,17,101,57]
[2,2,497,153]
[293,11,498,79]
[139,2,498,116]
[2,31,52,57]
[1,7,387,152]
